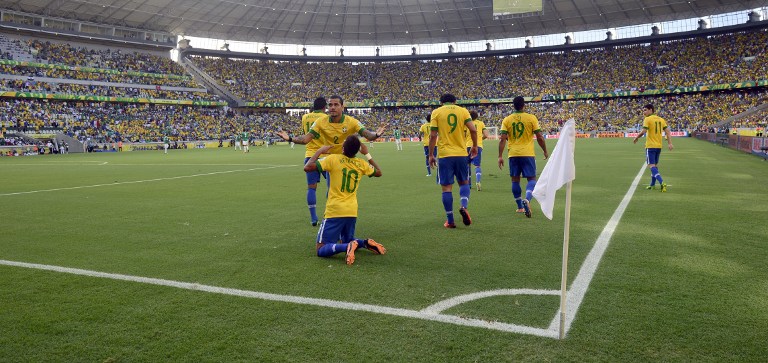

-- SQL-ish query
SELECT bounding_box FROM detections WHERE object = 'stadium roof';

[2,0,767,46]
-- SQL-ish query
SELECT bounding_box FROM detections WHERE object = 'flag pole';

[558,180,573,339]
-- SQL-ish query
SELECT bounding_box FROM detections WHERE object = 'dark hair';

[330,95,344,105]
[469,110,478,120]
[643,104,655,112]
[513,96,525,111]
[440,93,457,104]
[313,97,327,111]
[342,135,361,158]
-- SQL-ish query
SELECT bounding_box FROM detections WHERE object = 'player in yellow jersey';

[633,104,674,192]
[303,136,386,266]
[300,97,328,226]
[420,119,437,176]
[278,95,386,154]
[278,95,386,225]
[465,110,490,191]
[498,96,549,218]
[428,93,478,228]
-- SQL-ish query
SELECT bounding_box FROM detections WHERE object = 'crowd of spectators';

[27,40,186,75]
[192,30,768,103]
[2,78,218,101]
[1,29,767,148]
[2,89,766,146]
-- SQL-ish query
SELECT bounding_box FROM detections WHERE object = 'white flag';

[532,119,576,220]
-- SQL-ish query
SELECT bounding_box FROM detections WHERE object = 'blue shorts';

[423,146,437,157]
[316,217,357,244]
[646,148,661,165]
[467,147,483,166]
[438,156,470,185]
[304,157,326,185]
[509,157,537,178]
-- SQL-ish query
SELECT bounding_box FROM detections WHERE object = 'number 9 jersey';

[430,103,472,158]
[500,111,542,157]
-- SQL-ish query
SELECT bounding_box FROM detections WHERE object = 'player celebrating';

[498,96,549,218]
[428,93,478,228]
[278,95,386,155]
[303,136,386,266]
[466,110,490,191]
[301,97,328,226]
[633,103,674,191]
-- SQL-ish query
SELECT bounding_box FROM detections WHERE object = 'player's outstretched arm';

[279,130,313,145]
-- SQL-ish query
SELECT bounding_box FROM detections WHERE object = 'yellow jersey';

[500,111,541,157]
[302,110,327,157]
[316,154,375,218]
[642,114,668,149]
[309,114,365,155]
[430,103,472,158]
[420,122,431,146]
[465,119,485,148]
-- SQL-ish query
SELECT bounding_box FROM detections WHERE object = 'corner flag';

[531,118,576,339]
[532,119,576,220]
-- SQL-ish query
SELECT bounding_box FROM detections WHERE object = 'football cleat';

[365,239,387,255]
[646,185,656,190]
[311,220,319,226]
[516,208,525,213]
[660,183,667,193]
[522,199,532,218]
[443,221,456,229]
[345,241,358,266]
[459,207,472,226]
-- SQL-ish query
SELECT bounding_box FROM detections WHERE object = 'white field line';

[0,163,646,338]
[547,163,646,336]
[0,165,296,197]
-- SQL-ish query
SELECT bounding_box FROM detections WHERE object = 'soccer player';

[633,103,674,192]
[163,135,169,154]
[394,127,403,151]
[419,119,436,176]
[233,133,241,150]
[466,110,490,191]
[241,130,250,153]
[277,95,386,155]
[498,96,549,218]
[301,97,329,226]
[303,136,386,266]
[428,93,478,228]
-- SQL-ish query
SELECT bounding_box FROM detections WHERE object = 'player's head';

[643,104,654,116]
[328,95,345,118]
[342,135,361,158]
[513,96,525,111]
[440,93,457,104]
[313,97,327,111]
[469,110,478,120]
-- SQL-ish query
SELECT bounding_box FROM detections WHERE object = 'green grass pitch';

[1,137,766,361]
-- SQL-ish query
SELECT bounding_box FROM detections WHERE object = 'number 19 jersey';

[501,111,541,157]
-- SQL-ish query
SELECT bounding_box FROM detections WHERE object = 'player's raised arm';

[304,145,332,172]
[279,130,314,145]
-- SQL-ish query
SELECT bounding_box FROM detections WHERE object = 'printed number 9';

[447,114,458,133]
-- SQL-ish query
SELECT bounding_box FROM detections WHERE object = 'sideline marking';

[0,165,296,197]
[0,164,646,338]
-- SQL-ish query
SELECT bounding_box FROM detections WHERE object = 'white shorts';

[242,141,249,146]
